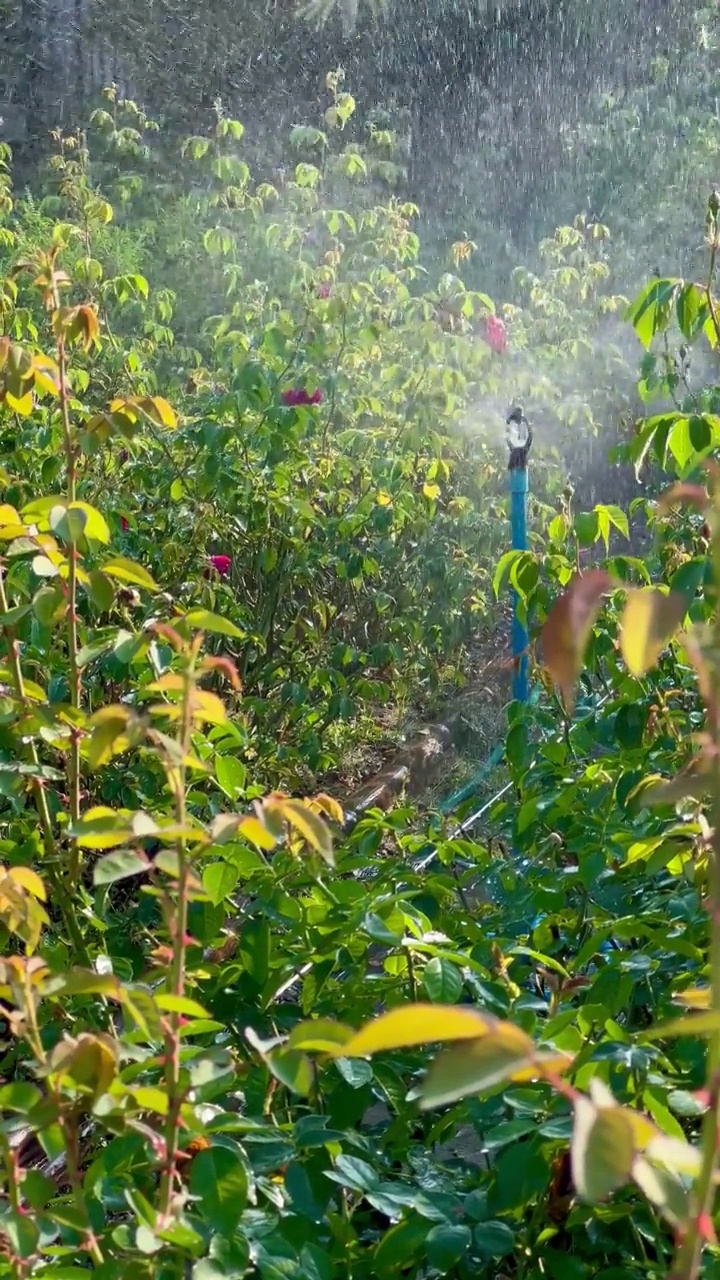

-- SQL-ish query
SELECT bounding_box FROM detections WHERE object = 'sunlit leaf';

[101,557,158,590]
[625,278,680,349]
[8,867,46,900]
[268,797,334,865]
[335,1004,504,1058]
[542,570,613,709]
[423,956,463,1003]
[571,1094,636,1202]
[287,1020,354,1053]
[93,849,149,885]
[644,1011,720,1039]
[184,609,244,639]
[418,1023,536,1109]
[620,588,687,677]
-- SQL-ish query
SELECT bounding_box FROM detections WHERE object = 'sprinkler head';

[506,405,530,451]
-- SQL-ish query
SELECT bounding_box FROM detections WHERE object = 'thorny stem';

[56,326,83,886]
[706,240,720,350]
[56,1103,104,1266]
[669,480,720,1280]
[406,946,418,1002]
[0,568,89,964]
[1,1139,24,1280]
[158,642,196,1220]
[19,968,46,1068]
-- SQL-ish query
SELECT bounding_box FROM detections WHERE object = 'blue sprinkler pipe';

[506,407,533,705]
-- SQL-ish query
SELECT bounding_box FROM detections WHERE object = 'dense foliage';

[1,66,720,1280]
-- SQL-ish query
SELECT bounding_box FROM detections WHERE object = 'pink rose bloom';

[207,554,231,577]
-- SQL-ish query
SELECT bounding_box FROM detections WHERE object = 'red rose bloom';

[484,315,507,355]
[282,387,324,407]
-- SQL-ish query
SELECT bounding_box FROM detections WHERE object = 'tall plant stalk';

[669,474,720,1280]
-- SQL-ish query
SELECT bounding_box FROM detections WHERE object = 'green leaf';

[93,848,148,885]
[669,557,706,603]
[215,754,247,799]
[625,278,680,348]
[267,1047,314,1095]
[493,550,523,599]
[632,1152,689,1228]
[0,1082,41,1111]
[426,1225,472,1271]
[574,511,600,545]
[32,585,64,625]
[88,570,116,612]
[473,1220,515,1259]
[338,1004,506,1057]
[154,994,210,1017]
[70,806,157,850]
[0,603,31,626]
[644,1011,720,1039]
[239,917,270,985]
[375,1216,430,1276]
[184,609,244,638]
[202,860,239,905]
[676,281,711,341]
[326,1154,379,1193]
[101,557,158,590]
[422,956,463,1003]
[32,554,59,579]
[287,1020,354,1053]
[189,1146,249,1236]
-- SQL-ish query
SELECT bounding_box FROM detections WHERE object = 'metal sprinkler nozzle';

[506,405,532,470]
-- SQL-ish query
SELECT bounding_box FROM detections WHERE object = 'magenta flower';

[281,387,323,407]
[316,284,331,299]
[207,554,231,577]
[484,315,508,355]
[120,516,129,532]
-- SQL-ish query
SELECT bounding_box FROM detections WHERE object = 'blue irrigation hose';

[410,688,611,874]
[438,741,505,814]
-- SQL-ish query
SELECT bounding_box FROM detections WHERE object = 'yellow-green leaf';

[672,986,710,1008]
[419,1023,536,1109]
[571,1093,637,1202]
[184,609,244,639]
[620,588,687,677]
[644,1011,720,1039]
[7,867,46,900]
[70,501,110,544]
[101,557,158,591]
[288,1020,354,1053]
[70,806,157,850]
[236,815,278,850]
[274,798,334,865]
[335,1004,503,1058]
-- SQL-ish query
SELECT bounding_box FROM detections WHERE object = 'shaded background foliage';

[0,0,707,272]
